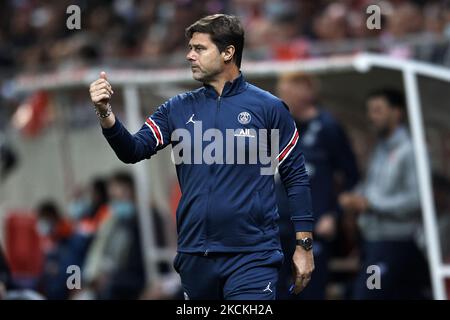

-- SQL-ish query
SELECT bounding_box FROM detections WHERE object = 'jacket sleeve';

[365,144,420,218]
[271,100,314,232]
[102,101,171,164]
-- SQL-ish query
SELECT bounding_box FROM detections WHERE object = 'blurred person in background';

[416,173,450,263]
[275,73,359,299]
[313,2,348,43]
[89,14,314,299]
[69,179,110,237]
[66,178,111,274]
[4,0,450,75]
[77,171,145,300]
[339,88,430,299]
[35,200,76,299]
[416,2,450,66]
[381,2,423,58]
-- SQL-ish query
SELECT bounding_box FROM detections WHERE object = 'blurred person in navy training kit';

[275,73,359,299]
[36,201,77,300]
[339,89,430,299]
[89,14,315,300]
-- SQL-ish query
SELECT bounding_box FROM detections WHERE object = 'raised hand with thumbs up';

[89,71,115,128]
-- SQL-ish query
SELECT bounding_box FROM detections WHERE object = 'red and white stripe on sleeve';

[145,117,164,147]
[277,125,299,165]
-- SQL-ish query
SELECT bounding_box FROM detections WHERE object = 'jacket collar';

[203,72,248,98]
[384,125,409,150]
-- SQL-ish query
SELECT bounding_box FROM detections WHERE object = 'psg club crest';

[238,112,251,125]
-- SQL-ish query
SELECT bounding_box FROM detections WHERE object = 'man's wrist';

[296,231,313,240]
[99,109,116,129]
[295,232,313,251]
[94,103,112,118]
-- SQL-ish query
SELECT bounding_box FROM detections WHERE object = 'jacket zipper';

[204,95,221,256]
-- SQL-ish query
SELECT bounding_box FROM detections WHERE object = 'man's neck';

[207,66,240,96]
[379,124,400,141]
[296,105,318,122]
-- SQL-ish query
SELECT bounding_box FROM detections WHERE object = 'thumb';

[100,71,107,80]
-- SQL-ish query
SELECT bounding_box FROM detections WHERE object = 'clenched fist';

[89,71,114,113]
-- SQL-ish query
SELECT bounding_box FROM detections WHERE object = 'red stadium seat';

[4,211,43,278]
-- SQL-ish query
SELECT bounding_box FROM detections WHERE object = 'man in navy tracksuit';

[275,73,359,299]
[89,14,315,300]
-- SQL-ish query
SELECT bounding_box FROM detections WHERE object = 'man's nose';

[186,50,196,61]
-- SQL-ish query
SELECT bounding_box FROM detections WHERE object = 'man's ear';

[393,107,403,123]
[222,45,235,63]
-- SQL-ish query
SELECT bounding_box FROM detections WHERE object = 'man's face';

[186,32,223,82]
[366,96,399,137]
[36,211,57,237]
[277,79,315,120]
[108,181,131,201]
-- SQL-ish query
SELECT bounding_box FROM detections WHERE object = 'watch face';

[304,238,313,249]
[298,238,313,250]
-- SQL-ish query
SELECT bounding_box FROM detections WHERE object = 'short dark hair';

[185,14,245,68]
[110,171,135,199]
[91,177,108,205]
[37,200,61,221]
[367,88,406,112]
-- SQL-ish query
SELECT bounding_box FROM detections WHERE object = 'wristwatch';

[296,237,313,251]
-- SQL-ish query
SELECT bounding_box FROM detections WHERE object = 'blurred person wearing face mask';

[36,201,73,252]
[69,178,111,235]
[35,200,76,299]
[339,89,430,299]
[77,171,145,300]
[275,73,359,300]
[66,179,111,277]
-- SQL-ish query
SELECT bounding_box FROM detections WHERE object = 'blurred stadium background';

[0,0,450,300]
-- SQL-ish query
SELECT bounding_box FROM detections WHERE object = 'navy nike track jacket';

[102,73,314,254]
